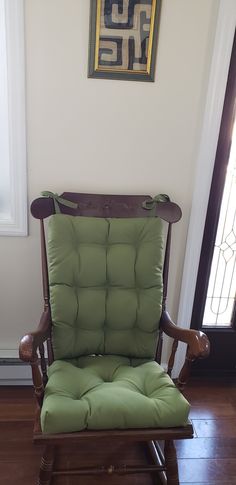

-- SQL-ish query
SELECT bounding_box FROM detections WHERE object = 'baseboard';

[0,358,32,385]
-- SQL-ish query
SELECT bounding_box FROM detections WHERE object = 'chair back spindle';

[40,219,54,365]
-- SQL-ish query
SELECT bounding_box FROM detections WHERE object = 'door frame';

[173,0,236,378]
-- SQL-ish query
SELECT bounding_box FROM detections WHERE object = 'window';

[0,0,27,236]
[203,118,236,327]
[190,29,236,372]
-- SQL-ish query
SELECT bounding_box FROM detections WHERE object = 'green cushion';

[41,356,190,433]
[48,215,164,360]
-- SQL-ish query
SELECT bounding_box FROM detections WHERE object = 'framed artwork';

[88,0,162,82]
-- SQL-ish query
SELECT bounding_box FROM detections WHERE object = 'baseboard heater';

[0,358,32,385]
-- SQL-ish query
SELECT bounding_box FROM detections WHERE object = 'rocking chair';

[19,191,210,484]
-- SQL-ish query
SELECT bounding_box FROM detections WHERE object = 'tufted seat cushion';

[41,356,190,434]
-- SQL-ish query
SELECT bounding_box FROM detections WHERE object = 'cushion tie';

[142,194,170,211]
[41,191,78,214]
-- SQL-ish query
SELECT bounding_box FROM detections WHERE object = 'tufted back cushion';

[47,215,164,360]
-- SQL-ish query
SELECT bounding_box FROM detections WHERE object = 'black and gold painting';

[88,0,162,82]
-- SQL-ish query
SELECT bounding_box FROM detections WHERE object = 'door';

[191,31,236,372]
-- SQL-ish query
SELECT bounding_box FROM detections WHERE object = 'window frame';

[0,0,27,236]
[173,0,236,377]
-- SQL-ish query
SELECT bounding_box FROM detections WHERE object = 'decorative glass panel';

[203,116,236,327]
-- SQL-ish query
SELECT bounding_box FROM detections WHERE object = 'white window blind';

[0,0,27,236]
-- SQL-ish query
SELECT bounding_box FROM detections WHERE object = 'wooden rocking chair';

[19,191,210,484]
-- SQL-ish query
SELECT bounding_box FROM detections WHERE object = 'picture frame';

[88,0,162,82]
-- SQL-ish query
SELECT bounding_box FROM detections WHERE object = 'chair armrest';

[160,310,210,359]
[160,310,210,390]
[19,308,51,363]
[19,308,51,410]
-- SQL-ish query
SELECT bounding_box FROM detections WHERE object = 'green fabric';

[142,194,170,210]
[41,356,190,433]
[41,191,78,214]
[48,215,164,360]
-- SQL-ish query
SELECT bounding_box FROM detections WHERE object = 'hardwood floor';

[177,376,236,484]
[0,376,236,484]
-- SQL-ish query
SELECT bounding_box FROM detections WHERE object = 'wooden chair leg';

[164,440,179,485]
[38,445,55,485]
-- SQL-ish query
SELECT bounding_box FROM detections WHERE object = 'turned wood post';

[38,445,55,485]
[31,358,45,408]
[40,219,54,365]
[177,348,195,391]
[167,339,178,377]
[39,343,48,388]
[164,440,179,485]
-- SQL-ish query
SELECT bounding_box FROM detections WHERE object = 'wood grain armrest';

[160,310,210,390]
[19,308,51,363]
[160,310,210,359]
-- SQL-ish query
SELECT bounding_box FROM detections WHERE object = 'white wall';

[0,0,219,359]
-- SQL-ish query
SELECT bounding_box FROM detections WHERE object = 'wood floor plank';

[180,483,236,485]
[0,385,34,397]
[0,402,35,421]
[0,386,35,421]
[192,418,236,438]
[0,421,34,443]
[189,403,236,418]
[178,458,236,483]
[0,461,40,485]
[176,437,236,459]
[184,389,233,403]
